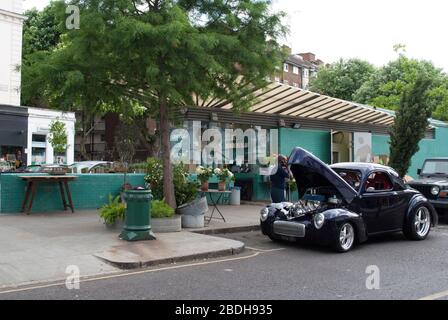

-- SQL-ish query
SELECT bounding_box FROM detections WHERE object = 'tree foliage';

[309,58,375,101]
[388,72,434,177]
[48,120,69,154]
[23,2,62,57]
[22,0,287,207]
[354,55,448,121]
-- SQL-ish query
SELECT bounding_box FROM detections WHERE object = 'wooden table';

[20,175,77,215]
[199,189,232,224]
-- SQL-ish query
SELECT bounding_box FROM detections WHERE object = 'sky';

[23,0,448,72]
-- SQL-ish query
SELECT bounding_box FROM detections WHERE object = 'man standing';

[270,155,291,203]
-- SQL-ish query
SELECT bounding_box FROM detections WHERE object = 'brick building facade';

[275,46,324,89]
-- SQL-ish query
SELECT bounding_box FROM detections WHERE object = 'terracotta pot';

[201,181,209,191]
[218,181,226,191]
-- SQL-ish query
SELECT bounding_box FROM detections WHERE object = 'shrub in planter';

[144,158,199,207]
[151,199,175,218]
[151,199,181,232]
[99,195,125,227]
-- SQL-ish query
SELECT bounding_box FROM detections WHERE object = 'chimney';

[299,52,316,62]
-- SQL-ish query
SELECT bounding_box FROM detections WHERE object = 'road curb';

[95,242,246,270]
[191,224,260,235]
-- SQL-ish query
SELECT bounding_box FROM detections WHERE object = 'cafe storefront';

[0,104,28,168]
[0,105,76,169]
[182,83,448,202]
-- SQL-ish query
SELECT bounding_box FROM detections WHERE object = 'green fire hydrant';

[119,189,156,241]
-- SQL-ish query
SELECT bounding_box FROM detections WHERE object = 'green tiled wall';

[279,128,331,163]
[0,173,146,214]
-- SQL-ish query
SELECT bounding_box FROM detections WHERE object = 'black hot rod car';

[260,148,438,252]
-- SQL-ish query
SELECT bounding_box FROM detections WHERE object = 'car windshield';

[332,169,362,191]
[421,160,448,175]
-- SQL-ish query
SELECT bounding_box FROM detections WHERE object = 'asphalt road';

[1,225,448,300]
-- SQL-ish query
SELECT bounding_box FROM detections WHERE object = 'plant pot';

[177,197,209,216]
[181,214,205,228]
[177,197,209,228]
[201,181,209,191]
[218,181,226,191]
[152,215,182,233]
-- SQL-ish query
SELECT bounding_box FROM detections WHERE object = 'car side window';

[364,171,393,192]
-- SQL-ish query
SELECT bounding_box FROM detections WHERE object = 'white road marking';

[0,251,261,295]
[419,289,448,300]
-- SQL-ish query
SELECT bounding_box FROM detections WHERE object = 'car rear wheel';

[333,222,355,252]
[404,205,431,240]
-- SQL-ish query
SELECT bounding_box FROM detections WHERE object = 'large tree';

[388,72,434,177]
[309,58,375,101]
[354,54,448,121]
[23,0,286,207]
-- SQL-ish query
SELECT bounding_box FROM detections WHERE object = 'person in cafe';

[15,149,25,169]
[270,154,292,203]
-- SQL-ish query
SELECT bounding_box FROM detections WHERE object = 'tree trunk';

[159,100,176,208]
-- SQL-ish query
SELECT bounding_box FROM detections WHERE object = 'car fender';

[405,194,438,227]
[322,208,368,243]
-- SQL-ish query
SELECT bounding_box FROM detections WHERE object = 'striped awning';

[199,82,395,126]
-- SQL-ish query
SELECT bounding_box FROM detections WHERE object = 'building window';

[284,63,289,72]
[32,134,46,143]
[293,66,299,75]
[303,68,309,78]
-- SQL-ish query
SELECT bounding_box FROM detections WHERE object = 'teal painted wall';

[279,128,331,163]
[372,127,448,178]
[0,173,146,214]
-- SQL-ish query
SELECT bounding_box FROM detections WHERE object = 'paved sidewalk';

[0,205,260,288]
[190,204,263,234]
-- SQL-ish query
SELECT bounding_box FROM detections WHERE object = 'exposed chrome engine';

[269,194,342,220]
[288,200,324,219]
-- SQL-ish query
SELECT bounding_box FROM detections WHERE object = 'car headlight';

[260,208,269,222]
[431,186,440,196]
[313,213,325,229]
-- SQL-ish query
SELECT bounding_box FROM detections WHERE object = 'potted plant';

[150,199,181,233]
[196,166,213,191]
[214,168,234,191]
[48,120,69,167]
[99,194,126,229]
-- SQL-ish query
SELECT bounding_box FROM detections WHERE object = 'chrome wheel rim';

[339,223,354,251]
[415,207,431,237]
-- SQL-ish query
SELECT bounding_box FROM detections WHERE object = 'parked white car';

[68,161,113,173]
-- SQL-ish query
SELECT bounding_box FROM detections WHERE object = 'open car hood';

[288,148,357,204]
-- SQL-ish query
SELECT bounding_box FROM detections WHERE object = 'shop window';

[32,134,46,143]
[31,147,46,165]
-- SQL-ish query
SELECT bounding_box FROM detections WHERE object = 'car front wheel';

[333,222,355,252]
[404,205,431,240]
